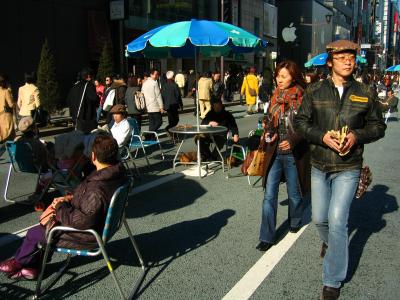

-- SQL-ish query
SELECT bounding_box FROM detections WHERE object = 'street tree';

[97,41,114,83]
[36,38,61,112]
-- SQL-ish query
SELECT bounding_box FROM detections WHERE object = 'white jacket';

[141,78,163,112]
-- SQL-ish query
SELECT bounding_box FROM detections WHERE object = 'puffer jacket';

[55,163,128,249]
[294,78,386,173]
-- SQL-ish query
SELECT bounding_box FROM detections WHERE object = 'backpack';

[134,91,146,113]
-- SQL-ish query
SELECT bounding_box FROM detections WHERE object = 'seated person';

[379,89,399,113]
[109,104,131,147]
[15,117,50,170]
[197,97,239,160]
[0,135,128,280]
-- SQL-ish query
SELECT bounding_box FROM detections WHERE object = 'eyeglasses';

[333,55,356,63]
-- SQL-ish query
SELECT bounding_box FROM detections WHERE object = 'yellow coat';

[0,88,15,142]
[241,74,259,105]
[18,83,40,116]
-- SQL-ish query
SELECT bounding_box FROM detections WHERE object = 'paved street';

[0,105,399,299]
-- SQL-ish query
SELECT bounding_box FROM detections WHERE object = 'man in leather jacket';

[294,40,386,300]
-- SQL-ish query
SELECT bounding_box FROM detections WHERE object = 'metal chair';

[126,118,165,168]
[384,107,398,123]
[119,146,140,179]
[3,141,44,203]
[34,181,147,300]
[226,129,262,187]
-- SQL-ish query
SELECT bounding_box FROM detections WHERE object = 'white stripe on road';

[0,172,184,248]
[222,225,309,300]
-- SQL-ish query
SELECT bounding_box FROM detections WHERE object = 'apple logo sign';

[282,23,297,42]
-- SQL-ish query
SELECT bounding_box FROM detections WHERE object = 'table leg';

[197,136,202,178]
[173,137,185,173]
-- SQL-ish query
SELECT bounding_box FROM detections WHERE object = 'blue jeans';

[311,167,360,288]
[259,153,303,243]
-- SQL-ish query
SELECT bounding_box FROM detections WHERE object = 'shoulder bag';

[246,76,257,97]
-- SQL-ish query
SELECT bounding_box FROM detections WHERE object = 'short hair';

[25,72,36,84]
[0,73,9,89]
[166,70,174,79]
[92,135,119,165]
[80,67,94,80]
[150,69,159,75]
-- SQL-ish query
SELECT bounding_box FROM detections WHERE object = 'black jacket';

[212,80,224,101]
[55,163,128,249]
[67,80,98,133]
[161,80,183,110]
[202,108,239,136]
[294,78,386,172]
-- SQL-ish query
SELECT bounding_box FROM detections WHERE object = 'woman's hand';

[278,140,291,151]
[265,133,278,143]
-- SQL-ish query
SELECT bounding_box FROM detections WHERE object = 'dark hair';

[92,135,119,165]
[80,67,93,80]
[0,73,9,89]
[150,69,159,75]
[305,71,319,84]
[25,72,36,84]
[274,60,307,89]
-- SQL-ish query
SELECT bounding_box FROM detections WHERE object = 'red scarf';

[269,85,303,127]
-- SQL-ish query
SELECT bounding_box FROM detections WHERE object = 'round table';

[169,125,227,178]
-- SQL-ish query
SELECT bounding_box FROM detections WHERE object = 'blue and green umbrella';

[304,52,367,68]
[126,19,267,58]
[386,65,400,72]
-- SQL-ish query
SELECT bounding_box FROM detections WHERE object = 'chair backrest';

[101,180,131,243]
[127,117,140,135]
[127,118,141,146]
[5,141,39,173]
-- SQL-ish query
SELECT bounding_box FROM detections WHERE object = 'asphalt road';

[0,105,399,300]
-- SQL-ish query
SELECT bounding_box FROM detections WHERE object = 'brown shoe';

[320,242,328,258]
[321,285,340,300]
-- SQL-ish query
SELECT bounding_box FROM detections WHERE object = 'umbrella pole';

[195,46,202,178]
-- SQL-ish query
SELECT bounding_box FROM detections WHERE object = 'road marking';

[0,173,184,248]
[222,225,309,300]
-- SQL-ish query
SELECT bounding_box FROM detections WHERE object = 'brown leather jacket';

[55,163,127,249]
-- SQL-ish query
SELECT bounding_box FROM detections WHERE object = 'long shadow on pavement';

[345,184,398,283]
[126,177,207,218]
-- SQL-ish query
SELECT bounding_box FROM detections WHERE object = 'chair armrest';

[47,226,98,242]
[141,131,159,137]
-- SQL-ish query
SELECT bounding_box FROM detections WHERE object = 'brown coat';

[261,127,311,197]
[0,88,15,142]
[55,163,128,249]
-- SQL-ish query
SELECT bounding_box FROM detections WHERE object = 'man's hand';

[160,108,166,113]
[233,134,239,143]
[278,140,291,151]
[323,132,341,152]
[340,131,357,154]
[209,121,219,127]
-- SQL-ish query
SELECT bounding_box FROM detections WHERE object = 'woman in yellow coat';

[241,67,259,114]
[0,73,15,143]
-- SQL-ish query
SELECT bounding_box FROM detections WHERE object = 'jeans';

[311,167,360,288]
[259,153,303,243]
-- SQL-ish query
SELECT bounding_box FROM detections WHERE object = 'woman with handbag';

[0,73,15,144]
[240,67,259,115]
[256,60,309,252]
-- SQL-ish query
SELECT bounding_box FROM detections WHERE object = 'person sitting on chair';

[379,89,399,113]
[109,104,131,147]
[0,135,128,280]
[15,116,50,170]
[197,97,239,161]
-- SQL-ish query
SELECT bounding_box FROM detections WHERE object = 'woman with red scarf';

[256,60,310,252]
